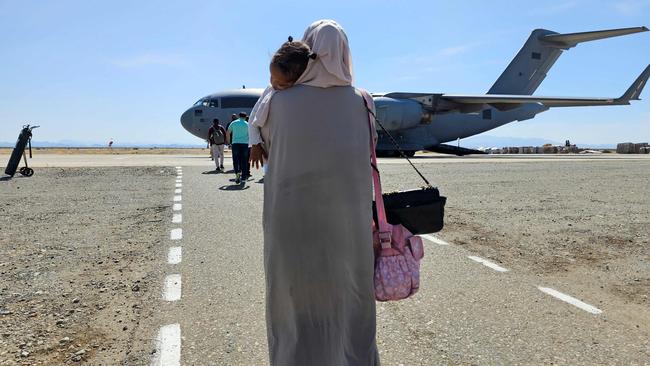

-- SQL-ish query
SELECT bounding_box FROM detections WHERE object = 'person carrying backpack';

[207,118,226,171]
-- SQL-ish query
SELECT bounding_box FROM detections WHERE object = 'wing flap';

[443,94,619,108]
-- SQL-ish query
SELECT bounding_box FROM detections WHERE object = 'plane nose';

[180,108,193,133]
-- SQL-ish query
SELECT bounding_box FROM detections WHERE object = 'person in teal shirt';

[227,112,250,183]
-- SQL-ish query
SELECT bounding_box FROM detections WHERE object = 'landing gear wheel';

[404,150,416,158]
[19,167,34,177]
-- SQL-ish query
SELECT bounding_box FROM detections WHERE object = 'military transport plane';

[181,26,649,156]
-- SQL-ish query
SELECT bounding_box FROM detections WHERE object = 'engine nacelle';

[373,97,426,131]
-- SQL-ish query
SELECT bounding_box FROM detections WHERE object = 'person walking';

[227,112,250,184]
[207,119,226,171]
[249,20,379,365]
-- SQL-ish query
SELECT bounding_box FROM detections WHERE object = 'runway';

[1,154,648,364]
[148,160,649,365]
[3,151,649,167]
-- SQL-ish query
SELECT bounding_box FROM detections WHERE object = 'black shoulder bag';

[362,94,447,234]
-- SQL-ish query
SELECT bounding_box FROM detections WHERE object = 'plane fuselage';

[180,88,548,153]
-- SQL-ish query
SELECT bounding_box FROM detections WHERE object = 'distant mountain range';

[0,140,205,148]
[0,136,618,149]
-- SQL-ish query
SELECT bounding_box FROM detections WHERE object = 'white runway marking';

[468,256,509,272]
[420,234,449,245]
[172,203,182,211]
[174,188,182,194]
[175,183,182,188]
[538,287,603,315]
[163,274,182,301]
[172,213,182,224]
[153,324,181,366]
[170,228,182,240]
[175,166,182,169]
[168,247,182,264]
[173,195,182,202]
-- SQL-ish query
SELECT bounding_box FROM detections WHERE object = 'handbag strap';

[359,92,432,188]
[360,90,392,249]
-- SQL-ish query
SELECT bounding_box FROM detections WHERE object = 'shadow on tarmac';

[219,184,250,191]
[0,175,31,181]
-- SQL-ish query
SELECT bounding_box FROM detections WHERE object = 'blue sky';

[0,0,648,146]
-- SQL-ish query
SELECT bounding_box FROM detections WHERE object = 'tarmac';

[1,152,649,365]
[6,151,650,167]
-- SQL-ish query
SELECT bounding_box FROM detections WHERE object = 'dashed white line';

[153,324,181,366]
[468,256,509,272]
[163,274,182,301]
[170,228,182,240]
[155,170,184,365]
[538,286,603,315]
[420,234,449,245]
[168,247,182,265]
[175,166,182,169]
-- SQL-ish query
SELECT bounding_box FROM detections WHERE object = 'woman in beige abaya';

[249,19,380,366]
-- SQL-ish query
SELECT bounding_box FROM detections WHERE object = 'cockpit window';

[221,96,259,109]
[194,98,218,107]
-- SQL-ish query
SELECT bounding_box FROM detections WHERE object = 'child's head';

[270,37,315,90]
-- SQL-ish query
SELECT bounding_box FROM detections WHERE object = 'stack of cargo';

[634,143,648,153]
[543,145,558,154]
[617,142,648,154]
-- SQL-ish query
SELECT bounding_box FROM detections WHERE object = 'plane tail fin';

[488,26,648,95]
[616,64,650,103]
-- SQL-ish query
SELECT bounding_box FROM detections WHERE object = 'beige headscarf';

[248,19,355,145]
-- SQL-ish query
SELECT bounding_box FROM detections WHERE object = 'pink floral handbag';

[361,90,424,302]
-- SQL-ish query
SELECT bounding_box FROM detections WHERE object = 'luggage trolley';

[4,124,39,177]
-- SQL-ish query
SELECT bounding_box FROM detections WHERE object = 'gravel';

[0,167,174,365]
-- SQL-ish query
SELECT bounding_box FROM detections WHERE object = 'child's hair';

[271,36,316,83]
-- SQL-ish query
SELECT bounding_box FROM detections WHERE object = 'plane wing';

[381,64,649,112]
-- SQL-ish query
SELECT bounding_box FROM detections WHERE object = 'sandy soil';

[0,167,174,365]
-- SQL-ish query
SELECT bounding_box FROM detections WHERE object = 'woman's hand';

[250,144,266,169]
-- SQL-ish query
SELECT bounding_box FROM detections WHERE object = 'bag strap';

[360,90,392,249]
[359,91,432,188]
